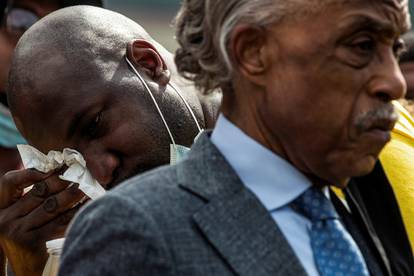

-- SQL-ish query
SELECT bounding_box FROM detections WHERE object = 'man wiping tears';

[0,6,221,276]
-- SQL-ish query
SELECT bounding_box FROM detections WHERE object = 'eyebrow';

[338,14,401,39]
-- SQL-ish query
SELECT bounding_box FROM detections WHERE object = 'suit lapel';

[347,163,414,276]
[178,133,307,276]
[340,186,393,275]
[331,190,389,276]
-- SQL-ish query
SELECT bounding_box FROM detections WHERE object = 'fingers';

[31,205,82,242]
[28,174,71,198]
[0,184,84,261]
[8,174,72,218]
[0,169,53,209]
[21,184,85,230]
[30,181,49,198]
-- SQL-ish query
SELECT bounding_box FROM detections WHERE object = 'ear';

[126,39,171,86]
[229,25,269,87]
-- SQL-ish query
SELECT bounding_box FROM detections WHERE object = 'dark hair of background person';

[60,0,103,7]
[400,32,414,64]
[0,2,6,22]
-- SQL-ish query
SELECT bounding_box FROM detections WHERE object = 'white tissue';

[17,145,106,200]
[46,238,65,254]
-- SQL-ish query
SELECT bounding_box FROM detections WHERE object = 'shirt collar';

[211,114,311,211]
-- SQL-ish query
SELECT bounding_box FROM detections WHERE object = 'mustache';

[353,105,398,135]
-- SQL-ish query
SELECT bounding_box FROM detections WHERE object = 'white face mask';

[125,57,203,165]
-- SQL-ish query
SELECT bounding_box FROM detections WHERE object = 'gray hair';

[174,0,410,94]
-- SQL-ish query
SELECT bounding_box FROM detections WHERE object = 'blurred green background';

[106,0,180,52]
[106,0,414,53]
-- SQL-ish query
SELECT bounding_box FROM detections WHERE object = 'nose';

[368,52,406,102]
[82,146,120,188]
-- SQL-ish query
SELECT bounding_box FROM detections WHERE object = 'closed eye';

[349,36,376,56]
[84,111,102,139]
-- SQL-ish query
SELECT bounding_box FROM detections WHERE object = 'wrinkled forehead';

[286,0,411,44]
[374,0,411,31]
[296,0,410,32]
[341,0,410,32]
[332,1,410,38]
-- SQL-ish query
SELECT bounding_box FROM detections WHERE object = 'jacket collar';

[177,132,307,276]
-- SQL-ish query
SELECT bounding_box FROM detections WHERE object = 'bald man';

[1,2,103,274]
[0,0,104,175]
[2,6,220,276]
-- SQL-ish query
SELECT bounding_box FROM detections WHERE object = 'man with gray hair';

[60,0,412,275]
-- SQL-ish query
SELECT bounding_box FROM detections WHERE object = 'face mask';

[126,57,203,165]
[0,107,26,148]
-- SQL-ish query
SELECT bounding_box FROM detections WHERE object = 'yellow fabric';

[331,187,345,200]
[379,101,414,251]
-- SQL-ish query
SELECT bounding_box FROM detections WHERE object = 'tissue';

[17,145,105,200]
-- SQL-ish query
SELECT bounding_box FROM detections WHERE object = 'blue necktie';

[291,187,370,276]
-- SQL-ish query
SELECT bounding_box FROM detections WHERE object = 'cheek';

[265,64,364,148]
[263,61,375,183]
[104,112,161,157]
[107,124,146,154]
[96,120,170,182]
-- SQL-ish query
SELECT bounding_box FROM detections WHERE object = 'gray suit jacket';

[59,133,386,276]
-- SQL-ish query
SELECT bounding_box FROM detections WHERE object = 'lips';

[365,116,397,133]
[360,114,398,144]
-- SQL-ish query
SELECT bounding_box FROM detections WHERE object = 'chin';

[326,154,378,188]
[329,178,350,189]
[348,155,378,177]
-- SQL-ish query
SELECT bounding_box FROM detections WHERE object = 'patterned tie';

[291,187,370,276]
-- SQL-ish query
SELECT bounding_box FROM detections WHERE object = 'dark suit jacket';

[59,133,392,276]
[348,163,414,276]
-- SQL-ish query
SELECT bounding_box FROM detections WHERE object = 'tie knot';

[291,187,339,221]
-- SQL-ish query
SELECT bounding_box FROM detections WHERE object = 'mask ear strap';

[125,57,177,149]
[169,82,203,133]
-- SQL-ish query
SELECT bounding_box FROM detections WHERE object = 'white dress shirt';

[211,114,322,275]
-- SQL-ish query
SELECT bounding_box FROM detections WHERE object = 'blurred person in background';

[3,5,220,276]
[0,1,104,275]
[399,31,414,114]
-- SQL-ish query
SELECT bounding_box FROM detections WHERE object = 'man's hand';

[0,169,85,276]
